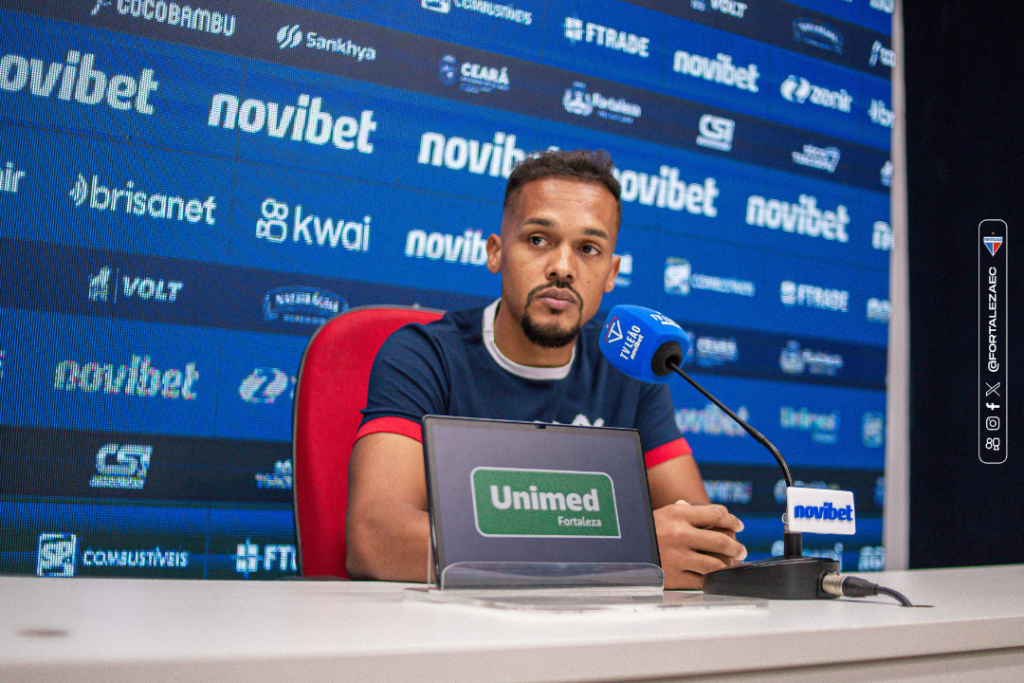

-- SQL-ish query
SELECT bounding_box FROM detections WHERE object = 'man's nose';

[546,244,576,282]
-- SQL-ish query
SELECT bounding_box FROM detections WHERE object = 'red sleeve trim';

[355,416,422,443]
[644,437,693,469]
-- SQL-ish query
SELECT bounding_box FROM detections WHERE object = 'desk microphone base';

[703,557,840,600]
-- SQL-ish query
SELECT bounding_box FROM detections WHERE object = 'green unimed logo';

[471,467,620,538]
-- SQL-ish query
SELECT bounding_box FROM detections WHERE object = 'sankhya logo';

[780,75,852,113]
[404,229,487,266]
[277,24,302,48]
[90,0,236,37]
[275,24,376,61]
[69,173,217,225]
[257,198,370,251]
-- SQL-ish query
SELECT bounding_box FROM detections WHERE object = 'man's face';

[487,177,620,348]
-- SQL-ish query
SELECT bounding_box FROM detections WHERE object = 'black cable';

[820,573,914,606]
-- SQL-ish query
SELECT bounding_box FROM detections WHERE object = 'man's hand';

[654,500,747,590]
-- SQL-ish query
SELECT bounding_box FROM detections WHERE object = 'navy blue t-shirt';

[359,302,691,465]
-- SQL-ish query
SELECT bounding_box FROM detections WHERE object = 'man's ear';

[604,253,621,293]
[486,233,502,274]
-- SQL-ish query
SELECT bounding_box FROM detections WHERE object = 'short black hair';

[503,149,621,223]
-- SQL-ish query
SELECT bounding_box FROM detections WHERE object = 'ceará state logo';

[471,467,620,538]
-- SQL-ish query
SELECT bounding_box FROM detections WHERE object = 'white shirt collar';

[482,299,575,381]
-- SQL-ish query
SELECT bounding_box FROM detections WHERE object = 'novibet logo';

[471,467,620,538]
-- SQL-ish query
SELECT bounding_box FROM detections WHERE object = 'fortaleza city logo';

[471,468,620,538]
[562,81,640,124]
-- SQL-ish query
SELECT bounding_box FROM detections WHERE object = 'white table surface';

[2,565,1023,683]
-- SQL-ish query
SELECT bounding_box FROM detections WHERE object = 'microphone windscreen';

[599,305,692,383]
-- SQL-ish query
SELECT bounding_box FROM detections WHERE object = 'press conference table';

[2,565,1023,683]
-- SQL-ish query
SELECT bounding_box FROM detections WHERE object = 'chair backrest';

[292,305,443,578]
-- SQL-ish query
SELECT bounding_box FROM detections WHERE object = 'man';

[346,149,746,589]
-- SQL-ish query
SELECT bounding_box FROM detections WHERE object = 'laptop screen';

[423,416,660,578]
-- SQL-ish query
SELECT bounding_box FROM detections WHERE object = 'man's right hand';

[653,501,747,590]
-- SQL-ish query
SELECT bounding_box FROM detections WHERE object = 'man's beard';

[520,281,584,348]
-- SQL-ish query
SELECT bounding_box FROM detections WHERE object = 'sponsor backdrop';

[0,0,892,578]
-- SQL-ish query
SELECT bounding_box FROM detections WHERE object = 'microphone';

[599,304,842,601]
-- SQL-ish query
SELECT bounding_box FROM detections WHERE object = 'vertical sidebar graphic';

[978,219,1007,464]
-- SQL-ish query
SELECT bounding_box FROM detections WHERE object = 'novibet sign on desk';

[471,467,621,538]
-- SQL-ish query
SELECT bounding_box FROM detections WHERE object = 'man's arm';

[647,454,747,590]
[346,432,431,582]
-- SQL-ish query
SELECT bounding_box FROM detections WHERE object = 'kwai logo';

[792,19,843,54]
[257,198,370,251]
[672,50,760,92]
[91,0,237,38]
[613,166,719,216]
[69,173,217,225]
[275,24,376,61]
[87,266,184,304]
[439,55,509,94]
[1,48,159,114]
[564,16,649,57]
[263,286,346,325]
[697,114,734,152]
[562,81,640,123]
[404,229,487,266]
[239,367,294,404]
[417,130,525,178]
[207,93,378,152]
[868,99,894,128]
[780,75,852,113]
[89,443,152,490]
[1,160,26,195]
[780,281,849,312]
[792,144,840,173]
[664,257,755,297]
[745,194,850,243]
[472,467,620,538]
[675,403,750,437]
[54,354,199,400]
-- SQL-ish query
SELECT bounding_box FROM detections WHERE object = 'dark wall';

[904,1,1024,567]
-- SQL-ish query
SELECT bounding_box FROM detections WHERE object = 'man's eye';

[528,235,546,246]
[581,244,599,255]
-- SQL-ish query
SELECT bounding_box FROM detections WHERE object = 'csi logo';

[696,114,734,152]
[89,443,152,490]
[37,533,78,577]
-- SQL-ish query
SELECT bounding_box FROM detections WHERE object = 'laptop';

[421,415,661,589]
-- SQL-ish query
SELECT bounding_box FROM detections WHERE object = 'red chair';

[292,305,444,578]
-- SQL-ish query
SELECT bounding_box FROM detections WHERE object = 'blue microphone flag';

[599,305,692,383]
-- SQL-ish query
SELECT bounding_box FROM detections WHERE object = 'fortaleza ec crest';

[471,467,620,538]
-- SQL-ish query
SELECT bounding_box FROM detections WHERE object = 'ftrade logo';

[664,257,755,297]
[439,55,509,94]
[792,144,840,173]
[404,229,487,265]
[87,266,184,304]
[256,460,292,490]
[780,75,852,113]
[425,0,532,25]
[612,166,719,215]
[863,412,884,448]
[69,174,217,225]
[867,298,891,323]
[872,221,893,250]
[234,539,297,577]
[869,41,895,68]
[418,130,525,178]
[780,281,849,312]
[868,99,894,128]
[275,24,376,62]
[1,161,26,195]
[472,467,620,538]
[562,81,640,123]
[91,0,236,37]
[37,533,77,577]
[746,194,850,243]
[563,17,649,57]
[779,340,844,376]
[257,198,370,251]
[675,403,750,437]
[672,51,760,92]
[54,354,199,400]
[263,286,345,325]
[207,93,377,152]
[780,406,839,443]
[1,48,158,114]
[82,545,189,569]
[239,367,294,404]
[89,443,152,490]
[792,19,843,54]
[697,115,734,152]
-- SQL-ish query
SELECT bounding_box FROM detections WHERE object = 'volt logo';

[69,174,217,224]
[471,468,620,538]
[37,533,78,577]
[0,49,158,114]
[88,266,184,303]
[89,443,152,490]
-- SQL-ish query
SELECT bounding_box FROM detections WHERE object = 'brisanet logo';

[746,194,850,243]
[780,75,852,113]
[780,280,849,312]
[439,55,509,94]
[564,16,649,57]
[672,51,760,92]
[404,228,487,266]
[37,533,78,577]
[257,198,370,251]
[562,81,641,124]
[54,354,199,400]
[472,467,620,537]
[425,0,532,25]
[69,173,217,225]
[697,114,734,152]
[89,443,152,490]
[1,48,159,114]
[207,93,377,152]
[1,160,26,195]
[263,286,345,325]
[91,0,237,37]
[275,24,376,62]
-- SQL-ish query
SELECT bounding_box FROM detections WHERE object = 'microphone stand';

[665,357,839,600]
